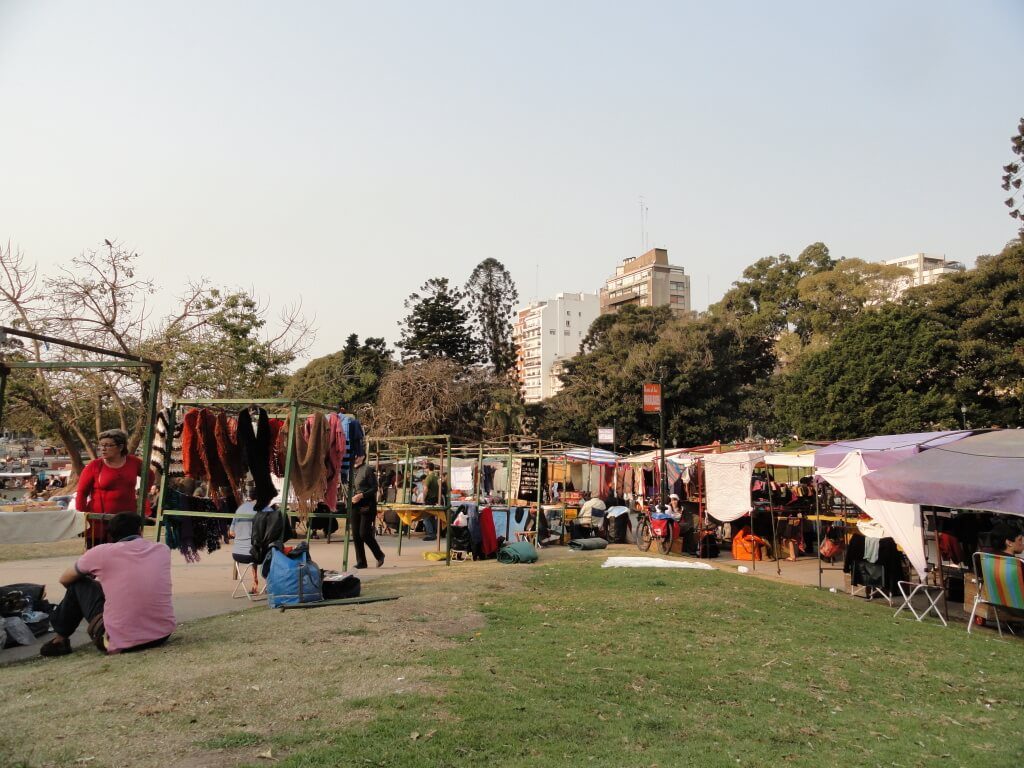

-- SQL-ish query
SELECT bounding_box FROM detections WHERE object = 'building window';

[565,321,570,327]
[564,330,570,335]
[549,330,555,335]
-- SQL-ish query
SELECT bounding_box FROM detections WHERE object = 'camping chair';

[967,552,1024,637]
[232,559,267,600]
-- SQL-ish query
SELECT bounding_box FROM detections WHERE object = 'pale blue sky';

[1,1,1020,361]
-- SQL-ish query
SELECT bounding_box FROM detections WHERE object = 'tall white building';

[883,253,965,294]
[513,292,600,403]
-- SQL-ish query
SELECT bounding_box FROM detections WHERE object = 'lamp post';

[960,404,967,430]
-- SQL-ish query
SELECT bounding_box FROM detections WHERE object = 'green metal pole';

[445,436,452,566]
[0,369,8,446]
[136,364,161,521]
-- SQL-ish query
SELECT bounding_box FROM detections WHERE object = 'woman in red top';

[77,430,145,548]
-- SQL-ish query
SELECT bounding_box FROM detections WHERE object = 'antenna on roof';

[639,196,649,252]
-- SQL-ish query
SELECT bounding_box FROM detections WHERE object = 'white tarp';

[703,450,765,522]
[762,451,816,468]
[0,509,85,545]
[602,556,715,570]
[450,465,474,492]
[816,450,926,579]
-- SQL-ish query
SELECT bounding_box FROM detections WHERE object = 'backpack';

[263,543,322,608]
[251,507,291,568]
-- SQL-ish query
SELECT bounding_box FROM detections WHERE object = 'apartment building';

[599,247,691,316]
[513,292,600,403]
[883,252,965,294]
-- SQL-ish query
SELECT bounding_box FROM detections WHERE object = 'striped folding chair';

[968,552,1024,637]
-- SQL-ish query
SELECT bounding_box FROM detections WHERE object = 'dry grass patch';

[0,560,520,768]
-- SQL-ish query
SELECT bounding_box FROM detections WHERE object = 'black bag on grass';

[321,571,361,600]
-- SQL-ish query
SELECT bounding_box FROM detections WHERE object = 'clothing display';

[236,407,275,502]
[844,534,904,595]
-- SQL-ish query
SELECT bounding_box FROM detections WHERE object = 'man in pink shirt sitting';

[40,512,176,657]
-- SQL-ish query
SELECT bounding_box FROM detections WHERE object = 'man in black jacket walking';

[351,454,385,569]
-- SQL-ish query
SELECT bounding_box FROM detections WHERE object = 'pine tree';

[465,258,519,375]
[397,278,476,364]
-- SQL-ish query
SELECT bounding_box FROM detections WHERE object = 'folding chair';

[894,580,947,626]
[232,559,267,600]
[968,552,1024,637]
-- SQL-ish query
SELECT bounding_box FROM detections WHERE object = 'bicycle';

[635,505,674,555]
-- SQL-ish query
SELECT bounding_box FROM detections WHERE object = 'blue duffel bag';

[263,542,322,608]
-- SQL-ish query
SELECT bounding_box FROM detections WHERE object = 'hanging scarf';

[180,408,204,479]
[269,418,287,477]
[286,413,331,519]
[237,406,276,503]
[214,410,244,503]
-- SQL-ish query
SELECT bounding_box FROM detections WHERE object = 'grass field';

[1,555,1020,768]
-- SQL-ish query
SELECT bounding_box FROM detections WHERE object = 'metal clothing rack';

[153,397,349,564]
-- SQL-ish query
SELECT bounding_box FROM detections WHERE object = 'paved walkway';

[2,534,955,664]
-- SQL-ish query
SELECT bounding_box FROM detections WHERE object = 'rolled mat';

[569,538,609,551]
[497,541,539,564]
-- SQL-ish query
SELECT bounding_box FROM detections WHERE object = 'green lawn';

[261,561,1018,768]
[2,556,1019,768]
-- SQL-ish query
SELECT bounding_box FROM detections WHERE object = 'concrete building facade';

[599,247,691,316]
[513,292,600,403]
[883,252,965,294]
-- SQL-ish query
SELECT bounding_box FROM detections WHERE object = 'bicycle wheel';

[657,522,674,555]
[636,519,653,552]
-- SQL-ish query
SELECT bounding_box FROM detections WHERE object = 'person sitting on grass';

[39,512,175,657]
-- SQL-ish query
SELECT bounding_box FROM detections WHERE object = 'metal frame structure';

[0,325,162,540]
[153,398,348,563]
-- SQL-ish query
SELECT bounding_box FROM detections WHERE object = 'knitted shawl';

[287,413,330,519]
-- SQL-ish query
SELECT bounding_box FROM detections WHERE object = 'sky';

[1,1,1020,364]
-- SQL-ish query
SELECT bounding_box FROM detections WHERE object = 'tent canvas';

[703,450,765,523]
[863,430,1024,515]
[762,451,816,468]
[562,447,620,466]
[817,450,926,578]
[813,430,970,471]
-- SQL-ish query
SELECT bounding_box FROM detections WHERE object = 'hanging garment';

[213,410,245,504]
[149,407,171,479]
[322,413,347,510]
[180,408,204,479]
[288,414,330,519]
[703,451,765,523]
[479,506,498,556]
[269,418,287,477]
[338,414,366,478]
[237,406,276,503]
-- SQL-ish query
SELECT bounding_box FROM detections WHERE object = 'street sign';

[597,427,615,444]
[642,383,662,413]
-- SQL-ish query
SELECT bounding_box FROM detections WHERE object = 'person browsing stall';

[76,429,148,547]
[39,512,175,657]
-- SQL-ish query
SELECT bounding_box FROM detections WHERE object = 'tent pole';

[815,480,822,590]
[929,506,949,622]
[768,475,781,576]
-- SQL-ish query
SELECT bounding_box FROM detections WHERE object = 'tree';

[285,334,393,408]
[776,304,958,438]
[464,258,518,375]
[795,258,911,344]
[397,278,476,365]
[0,240,312,476]
[1002,116,1024,237]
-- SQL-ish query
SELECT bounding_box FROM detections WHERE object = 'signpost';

[643,379,668,513]
[597,427,615,445]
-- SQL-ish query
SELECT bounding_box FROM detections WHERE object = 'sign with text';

[511,456,541,502]
[597,427,615,444]
[642,383,662,413]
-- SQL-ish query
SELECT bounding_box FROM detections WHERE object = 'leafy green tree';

[285,334,392,408]
[795,258,911,345]
[776,304,959,438]
[397,277,476,365]
[465,258,519,376]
